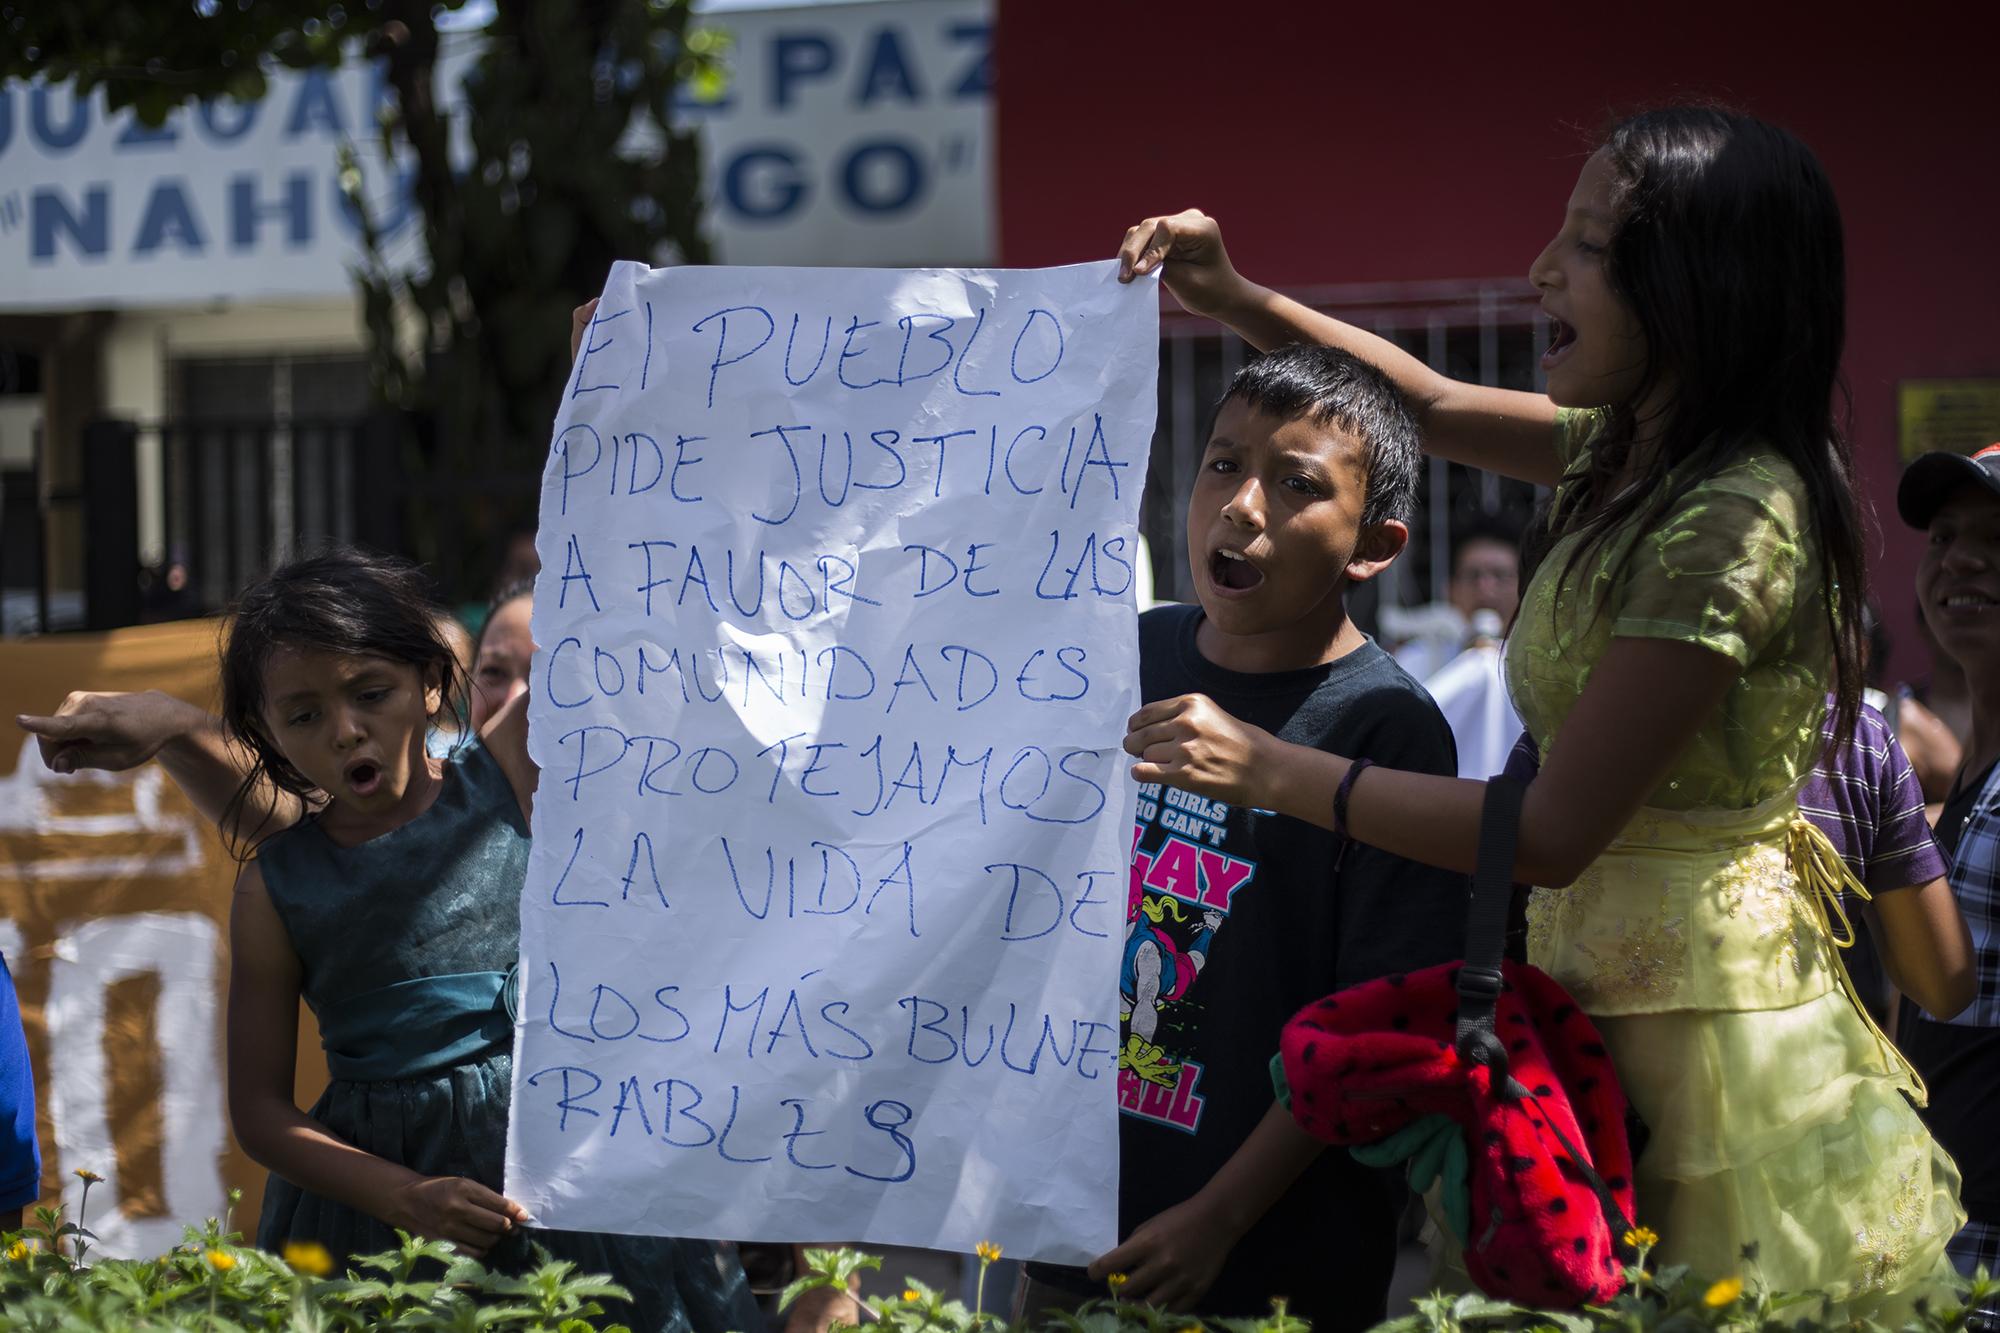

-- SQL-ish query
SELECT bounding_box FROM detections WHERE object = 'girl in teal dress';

[30,548,757,1333]
[1110,107,1973,1316]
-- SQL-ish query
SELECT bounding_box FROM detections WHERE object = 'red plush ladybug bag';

[1276,779,1639,1307]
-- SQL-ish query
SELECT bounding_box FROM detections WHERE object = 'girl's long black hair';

[217,546,463,855]
[1536,106,1867,747]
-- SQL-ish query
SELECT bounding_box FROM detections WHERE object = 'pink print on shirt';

[1119,784,1259,1133]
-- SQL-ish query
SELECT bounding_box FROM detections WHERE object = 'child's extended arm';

[227,862,530,1257]
[1126,636,1743,887]
[1085,1102,1322,1310]
[1871,880,1975,1019]
[1116,212,1564,486]
[17,691,304,844]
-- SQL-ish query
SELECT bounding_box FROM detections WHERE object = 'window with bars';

[164,356,373,609]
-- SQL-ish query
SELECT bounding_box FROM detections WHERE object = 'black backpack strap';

[1455,777,1641,1257]
[1517,1088,1638,1250]
[1455,776,1525,1078]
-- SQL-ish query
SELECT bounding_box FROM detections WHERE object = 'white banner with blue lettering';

[504,260,1155,1260]
[0,0,990,309]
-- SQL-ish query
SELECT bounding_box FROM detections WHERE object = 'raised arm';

[227,861,528,1257]
[1117,211,1563,486]
[16,691,304,845]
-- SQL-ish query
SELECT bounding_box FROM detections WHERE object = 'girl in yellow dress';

[1110,106,1972,1315]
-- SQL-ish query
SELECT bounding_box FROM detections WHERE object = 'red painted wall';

[994,1,2000,683]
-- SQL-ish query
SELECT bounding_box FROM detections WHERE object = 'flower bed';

[781,1240,1997,1333]
[0,1181,638,1332]
[3,1185,1991,1333]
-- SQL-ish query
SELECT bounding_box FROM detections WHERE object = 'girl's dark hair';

[1861,600,1890,691]
[1538,105,1867,746]
[218,547,461,853]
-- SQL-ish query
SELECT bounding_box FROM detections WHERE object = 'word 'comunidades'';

[546,637,1096,713]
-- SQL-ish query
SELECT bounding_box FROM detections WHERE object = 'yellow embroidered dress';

[1506,410,1963,1312]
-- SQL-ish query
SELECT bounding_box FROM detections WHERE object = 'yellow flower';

[975,1241,1003,1264]
[903,1289,921,1303]
[1107,1272,1129,1291]
[282,1241,334,1277]
[73,1168,104,1184]
[206,1249,236,1271]
[1703,1276,1744,1308]
[1622,1225,1660,1250]
[6,1241,28,1262]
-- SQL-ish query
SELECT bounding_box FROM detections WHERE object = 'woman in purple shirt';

[1797,696,1973,1025]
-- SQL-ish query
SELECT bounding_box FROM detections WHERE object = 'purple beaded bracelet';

[1332,758,1375,841]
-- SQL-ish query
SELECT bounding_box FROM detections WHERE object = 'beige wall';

[0,401,37,471]
[100,298,366,419]
[99,298,366,565]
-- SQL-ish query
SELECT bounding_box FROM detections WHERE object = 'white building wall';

[2,0,993,577]
[101,298,367,564]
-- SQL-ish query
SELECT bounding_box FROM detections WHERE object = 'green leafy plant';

[778,1243,1997,1333]
[0,1198,637,1331]
[8,1205,1991,1333]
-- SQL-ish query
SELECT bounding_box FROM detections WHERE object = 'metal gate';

[155,417,372,614]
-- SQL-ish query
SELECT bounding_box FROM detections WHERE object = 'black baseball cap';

[1897,443,2000,529]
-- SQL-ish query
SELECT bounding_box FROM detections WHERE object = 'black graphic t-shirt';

[1042,604,1466,1328]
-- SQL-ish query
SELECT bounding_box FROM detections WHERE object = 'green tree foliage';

[1,0,723,590]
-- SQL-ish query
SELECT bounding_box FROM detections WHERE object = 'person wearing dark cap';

[1897,443,2000,1300]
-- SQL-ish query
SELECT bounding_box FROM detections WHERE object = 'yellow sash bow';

[1786,817,1928,1105]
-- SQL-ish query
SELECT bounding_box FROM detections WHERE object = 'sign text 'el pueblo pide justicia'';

[503,260,1158,1261]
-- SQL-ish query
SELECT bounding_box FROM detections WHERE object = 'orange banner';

[0,620,325,1255]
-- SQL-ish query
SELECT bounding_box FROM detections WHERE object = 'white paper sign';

[505,259,1158,1262]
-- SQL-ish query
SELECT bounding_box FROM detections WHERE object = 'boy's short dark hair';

[1210,344,1422,528]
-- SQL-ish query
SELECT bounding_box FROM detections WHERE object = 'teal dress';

[253,738,758,1333]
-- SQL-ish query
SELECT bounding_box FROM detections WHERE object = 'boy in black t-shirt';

[1021,346,1464,1330]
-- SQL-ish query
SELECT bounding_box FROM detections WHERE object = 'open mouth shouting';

[1541,315,1577,371]
[343,757,385,799]
[1207,546,1266,598]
